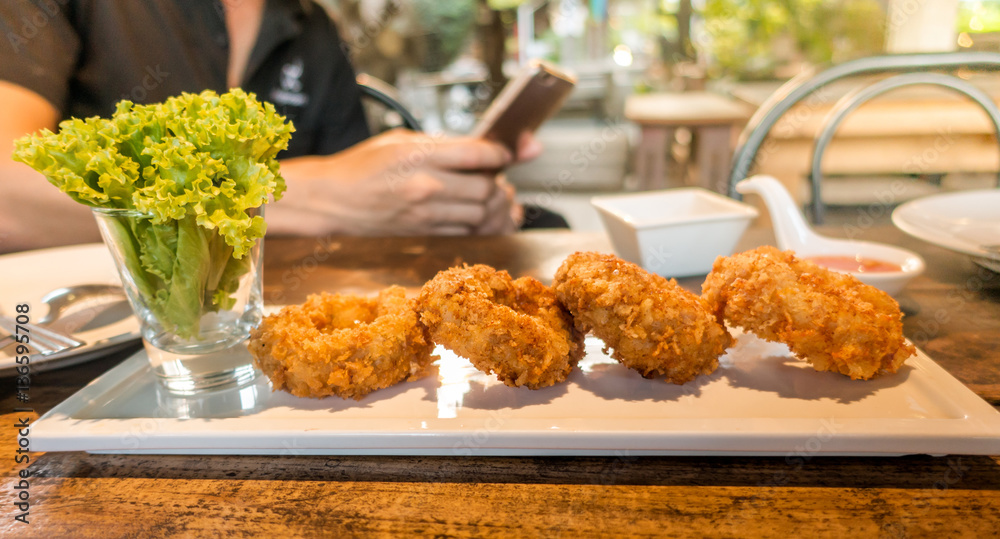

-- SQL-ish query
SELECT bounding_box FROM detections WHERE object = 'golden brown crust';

[415,264,586,389]
[701,245,915,380]
[247,286,435,400]
[552,251,732,384]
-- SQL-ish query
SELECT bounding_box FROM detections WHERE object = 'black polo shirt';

[0,0,370,157]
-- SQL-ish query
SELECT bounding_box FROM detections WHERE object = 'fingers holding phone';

[472,60,576,159]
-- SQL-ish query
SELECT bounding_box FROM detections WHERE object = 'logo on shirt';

[270,58,309,107]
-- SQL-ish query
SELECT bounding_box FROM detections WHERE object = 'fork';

[0,314,86,356]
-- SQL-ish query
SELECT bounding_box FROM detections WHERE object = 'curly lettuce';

[13,89,294,339]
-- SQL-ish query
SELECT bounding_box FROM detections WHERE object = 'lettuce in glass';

[14,89,294,338]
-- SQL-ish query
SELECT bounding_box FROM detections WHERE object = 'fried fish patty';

[416,264,585,389]
[248,286,435,400]
[553,251,732,384]
[701,245,914,380]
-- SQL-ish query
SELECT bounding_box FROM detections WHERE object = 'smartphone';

[471,60,577,156]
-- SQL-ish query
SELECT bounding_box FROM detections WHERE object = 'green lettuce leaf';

[13,89,294,339]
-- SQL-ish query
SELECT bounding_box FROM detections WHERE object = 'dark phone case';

[474,64,576,155]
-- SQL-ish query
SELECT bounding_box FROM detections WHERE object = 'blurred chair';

[356,73,423,133]
[727,51,1000,223]
[626,91,752,192]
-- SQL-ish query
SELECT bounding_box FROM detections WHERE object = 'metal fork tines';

[0,314,85,356]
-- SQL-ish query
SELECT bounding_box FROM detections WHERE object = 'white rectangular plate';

[33,332,1000,456]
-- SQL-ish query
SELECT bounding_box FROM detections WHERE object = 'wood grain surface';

[3,218,999,537]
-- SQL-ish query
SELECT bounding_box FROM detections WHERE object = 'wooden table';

[625,91,753,192]
[3,218,1000,536]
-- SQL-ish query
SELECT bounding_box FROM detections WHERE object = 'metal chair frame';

[356,73,423,132]
[727,51,1000,223]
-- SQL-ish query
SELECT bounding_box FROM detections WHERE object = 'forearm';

[0,162,100,253]
[266,144,448,237]
[0,81,94,253]
[262,130,521,238]
[265,155,359,237]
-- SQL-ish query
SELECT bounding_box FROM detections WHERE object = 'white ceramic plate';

[892,189,1000,258]
[0,244,140,377]
[33,333,1000,456]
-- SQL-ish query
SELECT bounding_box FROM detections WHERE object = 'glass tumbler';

[92,207,264,394]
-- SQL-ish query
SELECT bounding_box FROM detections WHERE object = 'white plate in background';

[0,243,140,377]
[892,189,1000,257]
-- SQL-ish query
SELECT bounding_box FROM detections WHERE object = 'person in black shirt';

[0,0,537,253]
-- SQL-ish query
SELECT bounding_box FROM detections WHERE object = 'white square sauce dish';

[592,187,758,277]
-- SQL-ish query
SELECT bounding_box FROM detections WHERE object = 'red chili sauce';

[806,255,902,273]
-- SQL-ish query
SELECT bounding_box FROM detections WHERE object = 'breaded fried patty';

[416,264,585,389]
[553,251,732,384]
[248,286,435,400]
[701,246,914,380]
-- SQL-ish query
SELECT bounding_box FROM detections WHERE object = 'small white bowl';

[591,187,759,277]
[737,175,925,296]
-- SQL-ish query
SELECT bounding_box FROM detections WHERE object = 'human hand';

[515,130,544,162]
[270,129,522,236]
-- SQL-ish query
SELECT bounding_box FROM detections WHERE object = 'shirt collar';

[245,0,307,83]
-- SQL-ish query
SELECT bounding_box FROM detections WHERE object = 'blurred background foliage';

[413,0,478,71]
[324,0,1000,90]
[958,0,1000,33]
[700,0,886,80]
[486,0,528,9]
